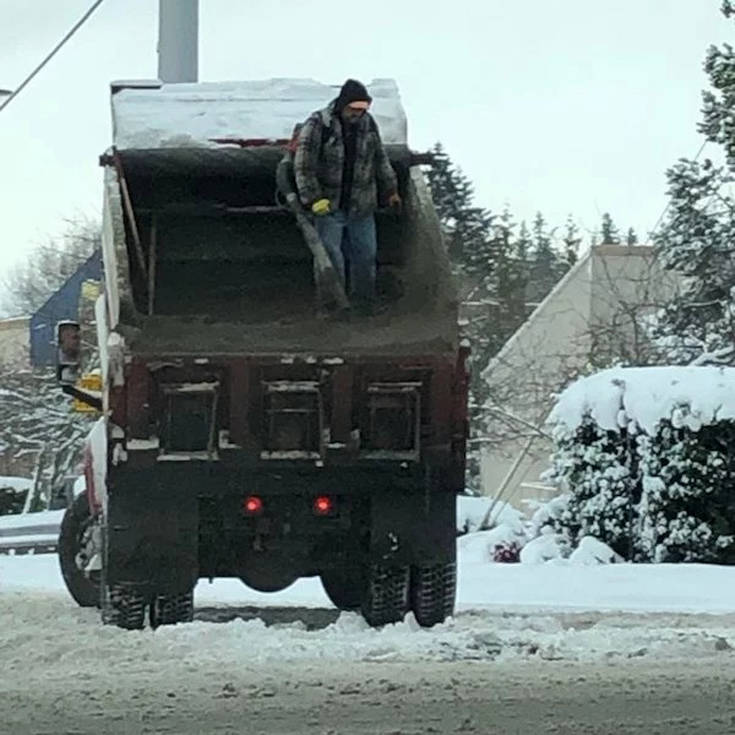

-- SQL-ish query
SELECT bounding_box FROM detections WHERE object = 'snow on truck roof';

[111,78,408,150]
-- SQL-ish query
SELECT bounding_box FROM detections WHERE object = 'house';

[29,251,102,367]
[0,316,30,367]
[480,244,680,506]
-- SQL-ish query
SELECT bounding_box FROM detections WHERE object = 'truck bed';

[105,148,457,355]
[126,306,457,356]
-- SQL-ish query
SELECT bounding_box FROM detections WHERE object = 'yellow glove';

[311,198,331,216]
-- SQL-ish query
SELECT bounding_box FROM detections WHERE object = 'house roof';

[481,244,661,382]
[0,316,30,331]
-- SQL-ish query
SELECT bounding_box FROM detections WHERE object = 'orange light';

[313,496,333,516]
[244,496,264,515]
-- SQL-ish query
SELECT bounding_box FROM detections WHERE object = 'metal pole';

[158,0,199,83]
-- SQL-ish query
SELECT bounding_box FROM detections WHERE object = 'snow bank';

[519,532,567,564]
[568,537,624,565]
[456,494,524,534]
[6,546,735,616]
[458,526,523,564]
[112,78,408,150]
[549,366,735,435]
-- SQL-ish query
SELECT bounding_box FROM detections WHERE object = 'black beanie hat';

[336,79,372,111]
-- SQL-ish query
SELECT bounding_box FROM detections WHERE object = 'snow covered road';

[2,554,735,733]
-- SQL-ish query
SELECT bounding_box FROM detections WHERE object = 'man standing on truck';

[294,79,401,315]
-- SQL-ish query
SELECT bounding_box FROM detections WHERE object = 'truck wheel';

[360,563,409,627]
[320,567,363,611]
[58,493,100,608]
[150,590,194,628]
[410,560,457,628]
[101,583,146,630]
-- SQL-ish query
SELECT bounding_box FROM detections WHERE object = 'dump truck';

[57,79,469,630]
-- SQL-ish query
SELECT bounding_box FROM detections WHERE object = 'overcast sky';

[0,0,728,305]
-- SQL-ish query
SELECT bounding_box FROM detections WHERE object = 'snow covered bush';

[568,536,624,565]
[544,416,637,559]
[546,366,735,564]
[524,493,569,539]
[638,420,735,563]
[455,494,528,562]
[519,529,570,564]
[456,492,624,565]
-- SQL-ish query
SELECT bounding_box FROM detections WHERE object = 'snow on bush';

[568,537,624,565]
[519,530,569,564]
[547,367,735,563]
[456,495,527,562]
[543,416,636,558]
[637,421,735,563]
[524,493,569,539]
[457,493,622,565]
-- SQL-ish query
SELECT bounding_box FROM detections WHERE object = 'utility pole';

[158,0,199,83]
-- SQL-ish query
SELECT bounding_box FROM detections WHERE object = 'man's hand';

[311,198,331,216]
[388,192,402,211]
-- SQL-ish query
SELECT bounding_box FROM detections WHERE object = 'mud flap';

[369,489,456,567]
[106,488,198,597]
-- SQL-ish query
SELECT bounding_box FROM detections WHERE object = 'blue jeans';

[315,211,377,304]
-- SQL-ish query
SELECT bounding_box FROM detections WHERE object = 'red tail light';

[244,496,264,516]
[313,496,334,516]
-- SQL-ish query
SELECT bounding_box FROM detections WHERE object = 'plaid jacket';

[294,102,397,218]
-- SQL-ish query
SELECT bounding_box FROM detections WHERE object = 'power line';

[0,0,106,115]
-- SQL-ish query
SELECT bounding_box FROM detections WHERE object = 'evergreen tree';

[425,143,493,270]
[626,227,638,247]
[514,221,532,312]
[488,207,529,353]
[562,215,581,267]
[546,367,735,564]
[546,417,638,559]
[652,4,735,366]
[426,143,498,490]
[600,212,621,245]
[426,143,587,488]
[425,143,468,228]
[637,420,735,563]
[527,212,562,302]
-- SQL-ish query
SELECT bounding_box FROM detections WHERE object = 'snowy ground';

[3,551,735,732]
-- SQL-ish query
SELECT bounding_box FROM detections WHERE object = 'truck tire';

[320,567,363,611]
[150,590,194,628]
[58,493,100,608]
[410,560,457,628]
[101,582,146,630]
[360,563,409,627]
